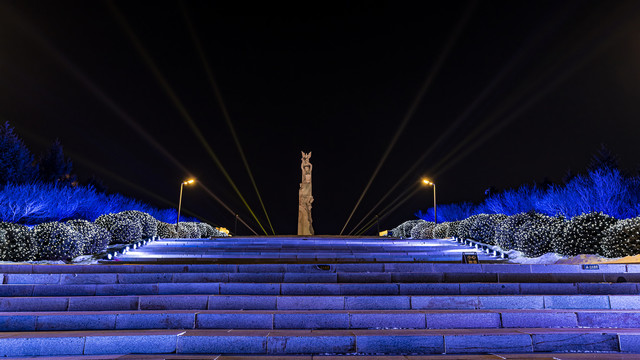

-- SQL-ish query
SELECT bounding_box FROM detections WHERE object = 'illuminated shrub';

[66,219,111,255]
[458,214,481,240]
[157,221,178,238]
[95,213,142,244]
[553,212,617,256]
[469,214,508,245]
[601,217,640,257]
[0,222,37,261]
[118,210,158,238]
[514,214,565,257]
[447,220,461,238]
[495,213,537,251]
[433,222,450,238]
[197,223,215,238]
[410,220,435,239]
[32,222,84,260]
[211,227,229,237]
[178,222,201,238]
[391,220,423,238]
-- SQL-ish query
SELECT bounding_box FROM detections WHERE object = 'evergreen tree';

[0,122,39,185]
[588,143,619,172]
[39,139,76,186]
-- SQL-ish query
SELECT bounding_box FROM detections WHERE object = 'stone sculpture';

[298,151,314,235]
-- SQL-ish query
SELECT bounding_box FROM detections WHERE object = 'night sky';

[1,1,640,235]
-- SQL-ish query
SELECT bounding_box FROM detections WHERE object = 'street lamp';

[422,179,437,225]
[176,179,196,233]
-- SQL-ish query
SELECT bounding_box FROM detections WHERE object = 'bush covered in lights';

[554,212,617,256]
[601,217,640,258]
[457,214,481,241]
[178,222,202,238]
[514,213,564,257]
[447,220,461,238]
[32,222,84,261]
[0,222,37,261]
[433,222,450,238]
[66,219,111,255]
[197,222,216,237]
[494,212,538,251]
[471,214,509,245]
[157,221,178,238]
[410,220,435,239]
[95,213,143,244]
[119,210,158,239]
[391,220,422,238]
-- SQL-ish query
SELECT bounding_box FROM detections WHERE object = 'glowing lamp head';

[422,178,433,186]
[184,179,196,185]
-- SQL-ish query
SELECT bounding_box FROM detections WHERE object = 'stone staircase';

[0,236,639,359]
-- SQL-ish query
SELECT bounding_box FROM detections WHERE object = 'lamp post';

[176,179,195,233]
[422,179,437,225]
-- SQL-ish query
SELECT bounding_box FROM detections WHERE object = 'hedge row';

[0,210,227,262]
[392,211,640,258]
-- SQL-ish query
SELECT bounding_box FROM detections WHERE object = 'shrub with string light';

[469,214,508,245]
[157,221,178,238]
[553,212,617,256]
[95,213,142,244]
[433,222,450,238]
[32,222,84,260]
[67,219,111,254]
[410,220,435,239]
[0,222,37,261]
[197,222,215,238]
[118,210,158,239]
[391,220,423,238]
[178,222,201,238]
[447,220,461,238]
[458,214,481,240]
[514,213,565,257]
[601,217,640,257]
[494,212,539,251]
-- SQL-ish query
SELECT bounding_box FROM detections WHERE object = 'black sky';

[1,1,640,235]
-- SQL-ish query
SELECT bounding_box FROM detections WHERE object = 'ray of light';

[107,1,268,235]
[340,1,477,235]
[181,5,275,235]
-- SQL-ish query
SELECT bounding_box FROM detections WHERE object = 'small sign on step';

[462,252,479,264]
[582,264,600,270]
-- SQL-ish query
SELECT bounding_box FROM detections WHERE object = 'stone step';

[4,272,640,285]
[1,282,638,297]
[3,263,635,274]
[1,328,638,356]
[3,309,640,331]
[5,354,640,360]
[2,294,640,311]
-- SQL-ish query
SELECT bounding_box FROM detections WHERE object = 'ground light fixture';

[176,179,196,232]
[422,178,437,225]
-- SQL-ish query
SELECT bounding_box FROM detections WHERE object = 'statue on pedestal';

[298,151,314,235]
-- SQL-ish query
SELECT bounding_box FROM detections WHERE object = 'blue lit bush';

[66,219,111,255]
[514,214,565,257]
[0,182,198,225]
[433,222,450,238]
[32,222,84,261]
[553,212,617,256]
[0,222,37,261]
[410,220,435,239]
[469,214,508,245]
[601,217,640,258]
[157,221,178,238]
[95,213,142,244]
